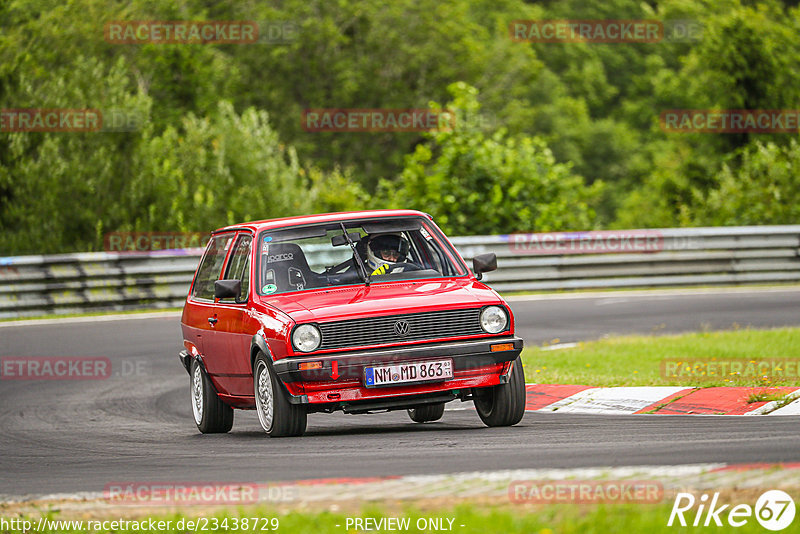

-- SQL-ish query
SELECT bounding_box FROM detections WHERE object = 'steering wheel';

[376,261,423,274]
[324,258,363,285]
[325,258,355,275]
[399,261,423,272]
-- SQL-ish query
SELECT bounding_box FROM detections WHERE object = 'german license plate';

[364,359,453,387]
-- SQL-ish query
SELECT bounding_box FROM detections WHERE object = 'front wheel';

[408,402,445,423]
[190,359,233,433]
[253,353,307,437]
[474,358,526,427]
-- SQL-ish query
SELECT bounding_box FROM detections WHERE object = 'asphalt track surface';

[1,287,799,497]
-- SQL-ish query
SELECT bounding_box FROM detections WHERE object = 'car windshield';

[255,217,466,296]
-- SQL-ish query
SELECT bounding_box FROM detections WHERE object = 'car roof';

[212,209,432,234]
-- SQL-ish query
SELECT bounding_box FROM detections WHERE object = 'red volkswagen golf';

[180,210,525,437]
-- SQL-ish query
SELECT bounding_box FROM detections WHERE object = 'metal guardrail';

[0,250,203,319]
[1,226,799,319]
[456,226,800,292]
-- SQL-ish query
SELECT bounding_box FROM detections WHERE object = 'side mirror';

[472,253,497,280]
[214,279,242,299]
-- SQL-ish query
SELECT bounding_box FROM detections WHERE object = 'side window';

[191,233,235,300]
[221,234,252,303]
[409,230,446,274]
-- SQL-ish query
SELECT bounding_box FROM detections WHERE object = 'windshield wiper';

[339,222,370,286]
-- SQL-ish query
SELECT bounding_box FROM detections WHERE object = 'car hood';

[258,278,502,323]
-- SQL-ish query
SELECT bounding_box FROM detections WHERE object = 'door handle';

[208,317,218,325]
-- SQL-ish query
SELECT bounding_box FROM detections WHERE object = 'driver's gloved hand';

[371,263,391,276]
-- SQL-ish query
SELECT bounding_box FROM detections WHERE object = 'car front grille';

[317,308,485,350]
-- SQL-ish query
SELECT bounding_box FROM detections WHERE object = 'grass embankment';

[520,327,800,388]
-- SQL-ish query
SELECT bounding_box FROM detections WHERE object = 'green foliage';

[127,101,306,233]
[231,0,546,190]
[692,140,800,226]
[0,55,151,254]
[617,0,800,227]
[305,167,370,214]
[1,0,799,254]
[382,84,601,235]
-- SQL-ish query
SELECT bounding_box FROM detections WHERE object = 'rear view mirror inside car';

[331,232,362,246]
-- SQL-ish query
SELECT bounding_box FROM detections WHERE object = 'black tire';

[253,353,307,437]
[190,358,234,434]
[408,402,445,423]
[474,357,526,427]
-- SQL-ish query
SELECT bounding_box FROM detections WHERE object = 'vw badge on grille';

[394,320,411,337]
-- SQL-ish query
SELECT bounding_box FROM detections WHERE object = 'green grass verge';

[520,327,800,387]
[2,502,776,534]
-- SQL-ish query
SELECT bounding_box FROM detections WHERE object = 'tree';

[381,83,602,235]
[691,140,800,226]
[0,56,150,254]
[126,102,308,234]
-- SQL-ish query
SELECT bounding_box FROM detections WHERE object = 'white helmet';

[366,233,410,272]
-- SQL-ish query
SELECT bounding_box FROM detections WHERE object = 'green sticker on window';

[262,284,277,294]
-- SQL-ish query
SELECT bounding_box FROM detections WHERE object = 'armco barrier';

[456,226,800,292]
[0,250,204,319]
[1,226,798,319]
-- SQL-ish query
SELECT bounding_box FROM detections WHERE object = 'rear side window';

[191,233,235,300]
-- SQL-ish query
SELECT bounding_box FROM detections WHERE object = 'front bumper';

[273,336,523,405]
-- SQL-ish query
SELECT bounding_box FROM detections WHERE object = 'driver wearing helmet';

[366,233,411,276]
